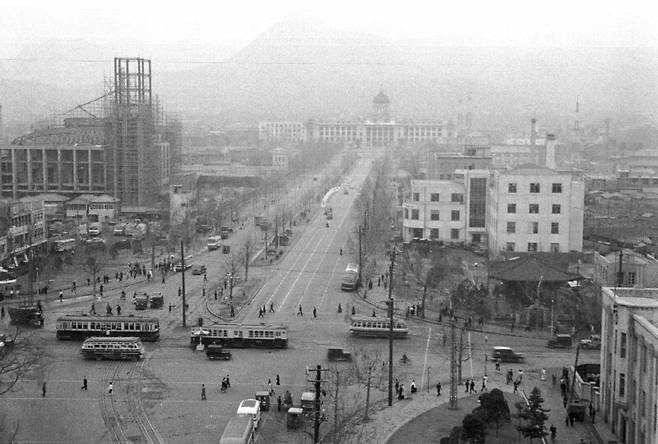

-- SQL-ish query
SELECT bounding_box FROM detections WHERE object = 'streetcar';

[56,314,160,341]
[190,323,288,348]
[81,336,145,361]
[349,316,408,338]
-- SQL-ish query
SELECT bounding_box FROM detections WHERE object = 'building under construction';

[0,57,182,208]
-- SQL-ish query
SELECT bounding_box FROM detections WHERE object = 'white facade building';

[600,287,658,444]
[258,121,307,143]
[487,164,584,255]
[402,170,489,245]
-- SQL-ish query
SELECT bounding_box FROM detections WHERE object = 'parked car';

[579,334,602,350]
[547,334,573,349]
[191,264,207,275]
[491,346,525,363]
[327,347,352,362]
[206,344,231,360]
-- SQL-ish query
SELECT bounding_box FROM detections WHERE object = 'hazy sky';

[2,0,657,59]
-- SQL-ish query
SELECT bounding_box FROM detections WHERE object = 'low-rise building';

[593,250,658,288]
[600,287,658,444]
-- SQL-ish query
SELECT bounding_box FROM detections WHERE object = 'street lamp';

[550,298,555,334]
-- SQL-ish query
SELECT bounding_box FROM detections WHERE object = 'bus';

[207,236,222,251]
[54,238,76,253]
[191,323,288,349]
[56,315,160,341]
[81,336,145,361]
[219,415,255,444]
[341,263,360,291]
[349,316,408,338]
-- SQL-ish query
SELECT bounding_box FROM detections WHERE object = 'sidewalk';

[340,366,604,444]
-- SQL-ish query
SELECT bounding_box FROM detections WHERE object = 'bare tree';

[224,252,244,299]
[80,244,108,298]
[348,348,386,421]
[242,237,254,282]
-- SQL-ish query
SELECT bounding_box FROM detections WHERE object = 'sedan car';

[191,264,207,275]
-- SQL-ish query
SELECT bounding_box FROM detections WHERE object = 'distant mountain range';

[1,17,657,134]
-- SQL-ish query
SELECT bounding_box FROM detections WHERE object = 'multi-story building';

[0,58,182,208]
[258,91,454,147]
[594,250,658,288]
[487,164,584,255]
[0,200,47,267]
[258,121,307,143]
[600,287,658,444]
[402,169,489,245]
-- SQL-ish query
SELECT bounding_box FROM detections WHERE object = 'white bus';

[81,336,145,361]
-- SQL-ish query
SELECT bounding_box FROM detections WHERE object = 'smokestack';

[530,118,537,147]
[545,134,557,169]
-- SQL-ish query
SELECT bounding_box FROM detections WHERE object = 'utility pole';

[449,321,458,409]
[617,249,624,287]
[387,246,396,406]
[264,227,268,259]
[180,240,187,328]
[333,369,340,444]
[275,215,279,248]
[314,364,322,444]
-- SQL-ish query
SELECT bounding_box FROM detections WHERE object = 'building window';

[527,242,538,252]
[413,192,420,202]
[550,243,560,252]
[451,193,464,203]
[620,332,627,358]
[619,373,625,397]
[507,203,516,214]
[411,209,419,220]
[528,222,539,234]
[552,204,561,214]
[430,228,439,239]
[430,210,440,221]
[451,229,459,239]
[451,210,460,221]
[506,242,515,251]
[404,208,409,219]
[430,193,440,202]
[628,272,636,286]
[551,222,559,234]
[508,183,517,193]
[530,183,540,193]
[552,183,562,193]
[507,222,516,233]
[529,204,539,214]
[412,228,423,238]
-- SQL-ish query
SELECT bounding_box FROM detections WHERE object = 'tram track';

[98,362,129,443]
[126,358,165,444]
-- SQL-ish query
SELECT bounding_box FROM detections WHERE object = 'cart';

[255,391,271,411]
[150,293,164,309]
[286,407,304,430]
[301,392,315,415]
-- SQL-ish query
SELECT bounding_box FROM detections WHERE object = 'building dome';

[373,90,390,104]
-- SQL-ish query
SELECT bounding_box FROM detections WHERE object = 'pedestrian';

[465,379,469,393]
[230,305,235,317]
[276,374,280,385]
[339,248,343,256]
[201,384,206,400]
[549,424,557,441]
[72,281,77,292]
[270,303,274,313]
[204,273,207,282]
[82,376,88,390]
[42,381,47,397]
[481,375,488,391]
[298,305,303,316]
[59,290,63,302]
[116,305,121,315]
[591,407,596,423]
[470,379,476,393]
[258,307,264,318]
[1,306,4,318]
[565,414,570,427]
[518,369,524,383]
[178,287,182,297]
[372,310,376,317]
[214,290,218,301]
[268,380,274,396]
[352,306,356,315]
[277,395,282,411]
[513,381,519,393]
[395,378,399,393]
[108,381,113,395]
[90,303,96,315]
[436,382,442,396]
[563,396,568,408]
[541,368,547,381]
[410,379,417,394]
[313,307,317,319]
[569,414,574,427]
[495,358,501,372]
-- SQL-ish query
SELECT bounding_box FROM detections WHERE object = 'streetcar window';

[275,332,280,337]
[135,324,141,331]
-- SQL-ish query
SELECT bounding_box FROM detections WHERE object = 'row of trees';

[441,388,511,444]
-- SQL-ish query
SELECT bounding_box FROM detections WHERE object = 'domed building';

[372,90,391,122]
